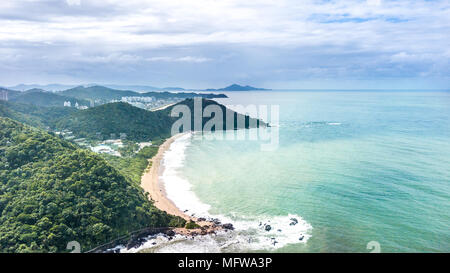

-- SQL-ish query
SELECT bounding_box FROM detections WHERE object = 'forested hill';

[55,102,174,141]
[55,99,266,142]
[10,91,90,108]
[0,88,21,100]
[0,117,184,252]
[162,98,268,130]
[0,100,77,129]
[204,84,270,91]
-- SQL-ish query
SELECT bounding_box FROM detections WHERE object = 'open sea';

[150,90,450,253]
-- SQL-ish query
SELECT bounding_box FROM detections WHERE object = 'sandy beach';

[140,133,226,236]
[140,133,191,220]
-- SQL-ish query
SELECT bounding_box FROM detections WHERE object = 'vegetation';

[0,100,76,129]
[162,98,267,130]
[0,88,22,100]
[11,91,90,108]
[101,144,161,185]
[2,98,266,144]
[117,141,140,157]
[185,221,201,229]
[0,117,184,253]
[55,102,174,142]
[0,96,267,253]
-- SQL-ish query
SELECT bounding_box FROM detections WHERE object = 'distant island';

[204,84,270,91]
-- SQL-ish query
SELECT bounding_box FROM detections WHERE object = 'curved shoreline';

[140,133,227,236]
[141,133,192,221]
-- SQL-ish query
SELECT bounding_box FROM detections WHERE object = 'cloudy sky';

[0,0,449,89]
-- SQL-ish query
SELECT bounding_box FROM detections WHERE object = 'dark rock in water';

[165,230,176,237]
[259,222,262,226]
[126,236,142,250]
[212,218,221,225]
[184,209,189,212]
[114,249,120,253]
[265,225,272,231]
[152,242,157,245]
[299,235,304,241]
[277,229,282,232]
[198,217,206,221]
[290,218,298,226]
[167,236,173,241]
[222,223,234,230]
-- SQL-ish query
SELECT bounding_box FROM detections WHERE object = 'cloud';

[367,0,382,7]
[66,0,81,6]
[145,56,211,63]
[0,0,448,88]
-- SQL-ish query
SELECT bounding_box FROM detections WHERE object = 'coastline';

[140,133,228,236]
[150,102,177,111]
[141,133,190,220]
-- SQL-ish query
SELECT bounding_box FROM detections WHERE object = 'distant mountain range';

[60,86,226,102]
[1,85,226,108]
[7,84,78,92]
[204,84,270,91]
[7,84,188,92]
[5,83,270,92]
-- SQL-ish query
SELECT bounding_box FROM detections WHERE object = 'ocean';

[153,90,450,253]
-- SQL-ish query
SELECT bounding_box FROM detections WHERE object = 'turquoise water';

[168,91,450,252]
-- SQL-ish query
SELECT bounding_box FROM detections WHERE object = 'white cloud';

[0,0,448,87]
[146,56,211,63]
[66,0,81,6]
[367,0,382,7]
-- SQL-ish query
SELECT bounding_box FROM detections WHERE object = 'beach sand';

[141,134,191,220]
[140,134,225,235]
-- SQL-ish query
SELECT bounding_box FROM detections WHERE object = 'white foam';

[156,133,313,252]
[160,133,211,217]
[224,214,312,250]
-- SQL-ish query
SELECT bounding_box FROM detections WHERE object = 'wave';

[160,133,211,217]
[151,133,313,252]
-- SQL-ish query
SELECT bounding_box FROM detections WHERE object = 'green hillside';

[2,98,266,144]
[55,99,265,142]
[60,86,137,101]
[0,88,22,100]
[0,100,76,129]
[0,117,184,253]
[55,102,173,141]
[11,91,90,108]
[162,98,267,130]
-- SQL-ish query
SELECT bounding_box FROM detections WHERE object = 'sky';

[0,0,449,89]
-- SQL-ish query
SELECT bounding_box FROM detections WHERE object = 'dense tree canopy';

[55,102,174,141]
[11,91,90,108]
[0,117,183,253]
